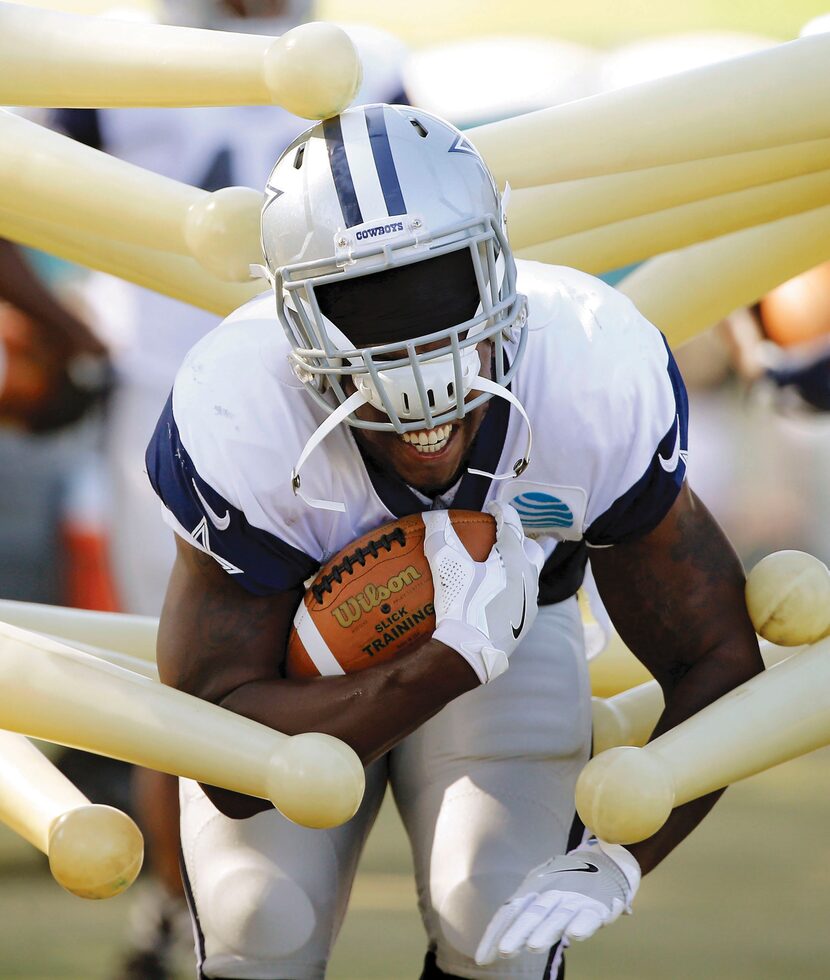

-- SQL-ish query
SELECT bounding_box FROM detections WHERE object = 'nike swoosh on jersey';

[192,480,231,531]
[552,862,600,874]
[658,417,682,473]
[511,581,527,640]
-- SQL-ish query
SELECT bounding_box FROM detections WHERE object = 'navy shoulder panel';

[145,394,318,595]
[586,339,689,546]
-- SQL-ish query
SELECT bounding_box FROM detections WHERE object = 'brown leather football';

[286,510,496,678]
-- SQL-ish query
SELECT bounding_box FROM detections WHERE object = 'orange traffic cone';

[60,458,120,612]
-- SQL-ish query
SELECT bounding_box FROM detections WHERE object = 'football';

[286,510,496,678]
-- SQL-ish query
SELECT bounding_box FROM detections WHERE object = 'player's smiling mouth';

[398,422,454,456]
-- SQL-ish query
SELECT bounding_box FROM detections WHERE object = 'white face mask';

[290,374,534,513]
[353,349,482,423]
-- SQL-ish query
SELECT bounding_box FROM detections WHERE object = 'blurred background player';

[724,262,830,416]
[0,236,112,605]
[40,3,406,977]
[0,209,128,961]
[567,29,830,650]
[0,239,110,438]
[602,28,830,572]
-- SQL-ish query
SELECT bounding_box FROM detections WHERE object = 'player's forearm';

[157,538,476,817]
[625,635,760,874]
[191,640,478,818]
[218,639,479,765]
[593,485,764,873]
[157,542,473,760]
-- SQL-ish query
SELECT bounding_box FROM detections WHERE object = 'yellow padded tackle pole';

[0,111,264,283]
[517,168,830,274]
[508,139,830,251]
[619,203,830,348]
[0,3,362,118]
[472,34,830,188]
[0,210,262,317]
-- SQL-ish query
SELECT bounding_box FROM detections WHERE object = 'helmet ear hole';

[293,145,306,170]
[409,117,429,138]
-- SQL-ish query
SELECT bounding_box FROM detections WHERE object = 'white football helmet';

[258,104,531,509]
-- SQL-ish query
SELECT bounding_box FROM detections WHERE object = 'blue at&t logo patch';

[510,492,574,530]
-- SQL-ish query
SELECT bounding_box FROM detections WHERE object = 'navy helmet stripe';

[364,105,407,217]
[322,115,363,228]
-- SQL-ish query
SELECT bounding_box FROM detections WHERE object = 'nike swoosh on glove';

[423,502,544,684]
[479,500,544,652]
[475,838,641,964]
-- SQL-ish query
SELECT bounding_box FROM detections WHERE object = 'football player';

[146,104,762,979]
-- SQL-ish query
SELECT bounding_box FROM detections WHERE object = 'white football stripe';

[340,109,389,221]
[294,605,345,676]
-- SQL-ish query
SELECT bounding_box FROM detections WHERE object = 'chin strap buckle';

[291,389,370,513]
[466,375,533,481]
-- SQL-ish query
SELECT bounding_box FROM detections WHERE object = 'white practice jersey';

[146,261,689,603]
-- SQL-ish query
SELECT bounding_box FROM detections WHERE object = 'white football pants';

[179,597,592,979]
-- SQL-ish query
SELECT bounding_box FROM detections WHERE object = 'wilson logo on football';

[331,566,422,628]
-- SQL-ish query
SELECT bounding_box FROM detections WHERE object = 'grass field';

[0,746,828,979]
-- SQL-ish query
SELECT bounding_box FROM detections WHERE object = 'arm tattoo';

[668,506,742,586]
[593,489,748,682]
[194,578,276,655]
[166,546,299,698]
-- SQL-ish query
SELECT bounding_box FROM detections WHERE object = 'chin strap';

[291,389,369,513]
[291,377,533,512]
[249,263,274,285]
[466,375,533,481]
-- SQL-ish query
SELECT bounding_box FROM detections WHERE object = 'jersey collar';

[355,392,511,519]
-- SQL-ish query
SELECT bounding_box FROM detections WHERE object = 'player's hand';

[0,304,112,433]
[475,838,641,965]
[423,501,544,684]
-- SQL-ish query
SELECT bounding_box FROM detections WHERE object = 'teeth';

[400,424,452,454]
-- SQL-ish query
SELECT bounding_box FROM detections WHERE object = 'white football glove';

[423,502,545,684]
[475,838,641,965]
